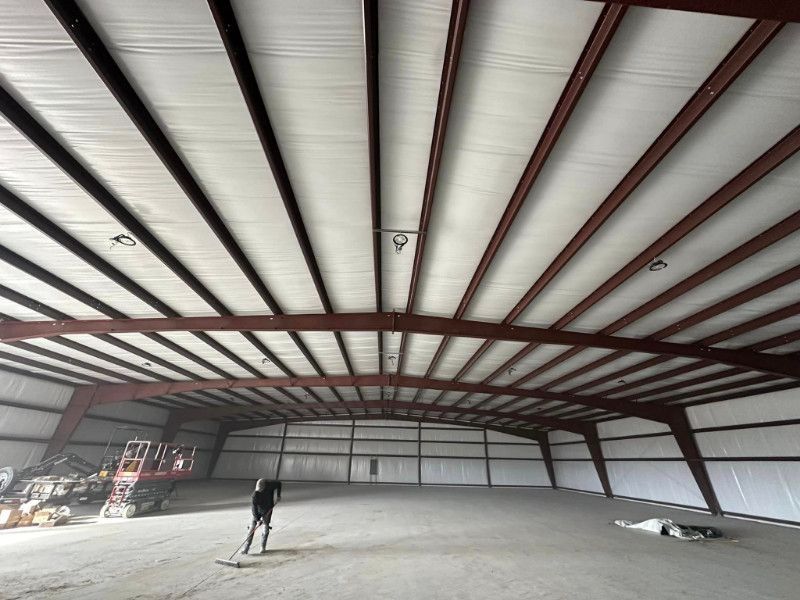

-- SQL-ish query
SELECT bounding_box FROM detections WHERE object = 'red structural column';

[669,410,721,514]
[206,423,232,479]
[44,385,96,458]
[583,423,612,498]
[160,412,182,443]
[535,432,557,489]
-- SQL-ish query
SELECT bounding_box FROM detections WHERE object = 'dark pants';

[243,508,273,552]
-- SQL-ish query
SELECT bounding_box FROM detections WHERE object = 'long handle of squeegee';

[227,500,280,559]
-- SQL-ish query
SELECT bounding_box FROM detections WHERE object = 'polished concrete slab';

[0,481,796,599]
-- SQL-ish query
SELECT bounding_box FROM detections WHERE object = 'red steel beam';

[3,312,798,379]
[550,264,800,394]
[417,5,626,391]
[221,413,542,443]
[507,207,800,394]
[538,308,800,416]
[208,0,357,410]
[392,0,470,402]
[585,0,800,22]
[74,374,675,422]
[442,22,784,388]
[363,0,384,384]
[483,120,800,388]
[164,399,592,433]
[467,215,800,421]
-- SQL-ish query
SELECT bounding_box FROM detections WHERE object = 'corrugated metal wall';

[213,420,550,487]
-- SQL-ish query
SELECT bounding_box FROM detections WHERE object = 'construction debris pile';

[0,499,71,530]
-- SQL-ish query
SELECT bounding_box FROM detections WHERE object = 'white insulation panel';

[487,444,542,459]
[421,458,487,486]
[0,370,73,410]
[490,460,550,487]
[554,461,604,494]
[352,440,417,456]
[695,426,800,458]
[351,456,418,484]
[224,437,283,453]
[213,452,280,480]
[687,389,800,428]
[706,462,800,523]
[279,454,349,482]
[606,461,706,508]
[0,405,61,439]
[0,440,47,469]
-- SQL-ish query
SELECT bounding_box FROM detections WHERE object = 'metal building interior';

[0,0,799,598]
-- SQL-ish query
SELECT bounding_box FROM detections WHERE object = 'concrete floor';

[0,481,797,600]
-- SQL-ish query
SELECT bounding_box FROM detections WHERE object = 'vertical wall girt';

[536,432,557,489]
[417,422,422,486]
[44,386,96,458]
[347,420,356,484]
[584,424,612,498]
[669,411,721,514]
[483,428,492,488]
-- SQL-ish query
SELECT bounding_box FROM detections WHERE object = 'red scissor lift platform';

[100,440,196,518]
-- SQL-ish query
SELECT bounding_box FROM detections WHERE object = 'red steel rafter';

[415,5,626,404]
[436,23,784,405]
[392,0,470,404]
[585,0,800,22]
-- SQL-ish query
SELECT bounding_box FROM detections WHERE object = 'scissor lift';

[100,440,195,518]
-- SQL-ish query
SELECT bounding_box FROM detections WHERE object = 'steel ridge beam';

[165,399,591,433]
[438,22,784,388]
[75,373,674,423]
[417,5,626,396]
[43,0,332,416]
[208,0,359,408]
[4,311,799,379]
[392,0,470,403]
[584,0,800,22]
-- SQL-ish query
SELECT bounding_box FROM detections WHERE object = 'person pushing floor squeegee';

[216,478,282,568]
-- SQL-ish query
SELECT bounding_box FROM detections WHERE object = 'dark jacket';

[251,481,282,518]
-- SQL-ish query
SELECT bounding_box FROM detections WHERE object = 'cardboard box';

[16,514,35,528]
[0,509,22,524]
[38,515,69,528]
[32,510,54,525]
[0,509,21,529]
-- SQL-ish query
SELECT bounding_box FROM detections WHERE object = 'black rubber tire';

[99,503,111,518]
[0,466,17,495]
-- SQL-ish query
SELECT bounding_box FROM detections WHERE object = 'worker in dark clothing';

[242,478,282,554]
